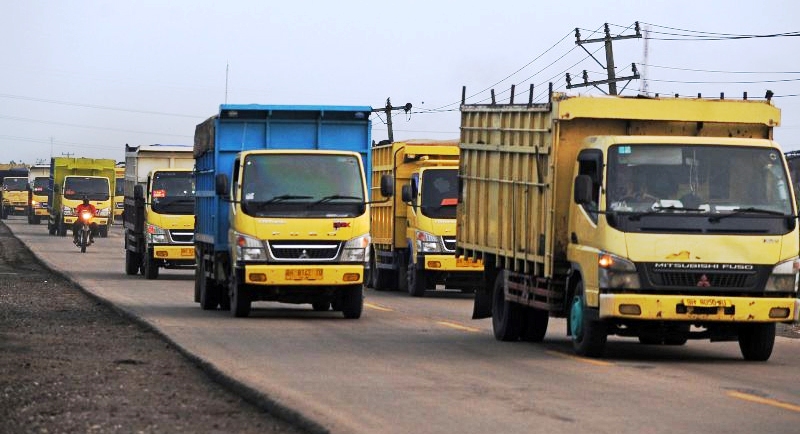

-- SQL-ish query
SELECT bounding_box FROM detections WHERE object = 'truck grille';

[268,241,342,262]
[167,230,194,244]
[646,264,759,289]
[442,236,456,253]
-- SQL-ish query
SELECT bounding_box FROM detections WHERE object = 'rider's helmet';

[82,195,90,206]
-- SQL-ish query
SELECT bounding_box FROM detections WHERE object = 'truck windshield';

[2,177,28,191]
[32,177,50,195]
[240,154,365,218]
[150,171,195,215]
[420,169,458,219]
[63,177,110,201]
[606,144,794,234]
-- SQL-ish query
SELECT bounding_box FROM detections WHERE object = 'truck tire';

[143,251,159,280]
[1,205,7,220]
[198,258,219,310]
[48,221,56,235]
[569,280,607,357]
[229,273,251,318]
[738,323,775,361]
[32,215,41,225]
[407,262,427,297]
[99,225,108,238]
[57,219,67,237]
[520,306,549,342]
[125,250,140,275]
[340,284,363,319]
[312,301,331,312]
[492,271,522,341]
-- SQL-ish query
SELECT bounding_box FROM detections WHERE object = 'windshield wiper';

[708,207,789,223]
[623,205,705,221]
[307,195,363,208]
[262,194,313,204]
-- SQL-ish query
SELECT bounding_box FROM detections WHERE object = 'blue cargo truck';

[193,104,391,318]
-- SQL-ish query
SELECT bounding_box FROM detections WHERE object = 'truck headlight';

[98,207,111,217]
[146,224,168,243]
[63,205,74,216]
[415,230,442,253]
[598,252,641,289]
[233,232,267,262]
[341,234,371,262]
[765,256,800,292]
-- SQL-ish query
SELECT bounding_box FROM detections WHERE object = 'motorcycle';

[76,210,94,253]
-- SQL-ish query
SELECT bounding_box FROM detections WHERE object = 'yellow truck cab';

[114,164,125,220]
[123,144,195,279]
[27,163,51,224]
[47,157,115,238]
[459,91,799,361]
[1,176,30,220]
[370,140,483,296]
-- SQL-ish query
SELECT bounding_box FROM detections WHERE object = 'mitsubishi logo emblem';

[298,249,310,259]
[696,274,711,287]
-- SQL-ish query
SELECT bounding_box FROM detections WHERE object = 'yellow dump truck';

[27,164,51,224]
[47,157,116,237]
[114,164,125,220]
[1,175,30,220]
[123,144,195,279]
[370,139,483,296]
[458,91,799,361]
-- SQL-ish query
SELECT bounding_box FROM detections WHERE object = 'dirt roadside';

[0,220,310,434]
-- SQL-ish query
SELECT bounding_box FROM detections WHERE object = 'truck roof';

[126,144,193,154]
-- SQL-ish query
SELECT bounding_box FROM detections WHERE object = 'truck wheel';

[99,226,108,238]
[198,258,219,310]
[738,323,775,361]
[492,271,522,341]
[143,252,159,280]
[57,220,67,237]
[340,284,363,319]
[569,280,607,357]
[1,205,7,219]
[48,221,56,235]
[370,252,394,291]
[407,262,426,297]
[520,306,549,342]
[312,301,331,312]
[229,273,251,318]
[125,250,140,275]
[32,215,41,225]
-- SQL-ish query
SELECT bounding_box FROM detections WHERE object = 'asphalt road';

[4,217,800,434]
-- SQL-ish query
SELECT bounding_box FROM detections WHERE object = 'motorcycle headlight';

[146,224,168,244]
[232,232,267,262]
[598,252,641,289]
[63,205,74,216]
[80,211,93,222]
[341,233,371,263]
[415,230,443,253]
[765,256,800,292]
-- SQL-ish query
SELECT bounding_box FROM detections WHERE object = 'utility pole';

[566,22,642,95]
[61,152,74,158]
[373,98,412,143]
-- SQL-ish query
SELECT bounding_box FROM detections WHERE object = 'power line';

[0,114,192,138]
[0,93,204,118]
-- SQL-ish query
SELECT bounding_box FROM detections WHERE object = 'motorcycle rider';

[72,196,98,245]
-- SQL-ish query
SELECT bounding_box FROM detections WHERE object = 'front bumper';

[242,263,364,286]
[421,254,483,272]
[599,293,800,323]
[152,245,195,261]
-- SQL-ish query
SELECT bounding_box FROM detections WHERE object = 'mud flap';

[472,288,493,319]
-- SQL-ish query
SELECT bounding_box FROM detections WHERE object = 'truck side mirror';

[215,174,229,196]
[380,174,394,197]
[401,184,413,203]
[134,185,144,200]
[573,174,593,205]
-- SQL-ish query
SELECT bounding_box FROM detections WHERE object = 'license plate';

[286,268,323,281]
[683,298,731,307]
[456,257,482,268]
[180,248,194,257]
[14,207,24,211]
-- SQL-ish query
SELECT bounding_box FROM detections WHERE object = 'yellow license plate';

[286,268,323,281]
[683,298,731,307]
[456,257,482,268]
[180,248,194,257]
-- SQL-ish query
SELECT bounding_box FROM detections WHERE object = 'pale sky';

[2,0,798,165]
